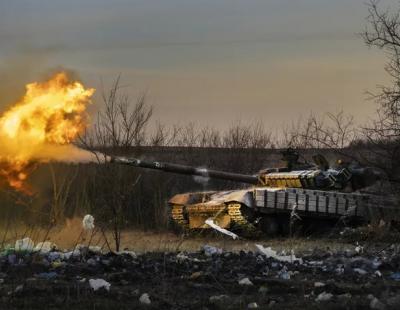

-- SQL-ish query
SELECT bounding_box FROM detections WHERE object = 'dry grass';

[0,217,360,255]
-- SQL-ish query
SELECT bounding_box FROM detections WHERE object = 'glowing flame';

[0,72,95,192]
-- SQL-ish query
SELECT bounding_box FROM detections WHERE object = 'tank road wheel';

[169,204,189,233]
[226,203,261,238]
[227,203,248,226]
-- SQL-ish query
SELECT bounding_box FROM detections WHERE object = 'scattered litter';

[308,261,324,266]
[209,295,229,305]
[82,214,95,230]
[37,272,57,280]
[238,277,253,286]
[255,244,302,263]
[48,252,62,262]
[88,246,102,254]
[89,278,111,291]
[258,286,268,294]
[2,238,400,308]
[370,297,386,310]
[205,219,238,240]
[176,252,189,262]
[390,272,400,281]
[87,258,97,266]
[139,293,151,305]
[63,248,81,260]
[118,250,137,258]
[14,285,23,293]
[354,268,368,275]
[355,243,364,254]
[248,302,259,308]
[279,267,291,280]
[315,292,333,302]
[335,265,345,274]
[202,245,222,257]
[15,238,34,252]
[34,242,56,253]
[372,258,381,269]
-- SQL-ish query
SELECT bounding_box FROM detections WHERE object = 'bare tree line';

[80,76,360,151]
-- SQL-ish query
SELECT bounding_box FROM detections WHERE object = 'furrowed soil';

[1,227,400,309]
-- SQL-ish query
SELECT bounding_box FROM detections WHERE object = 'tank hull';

[168,187,395,233]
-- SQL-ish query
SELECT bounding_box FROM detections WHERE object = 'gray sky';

[0,0,393,130]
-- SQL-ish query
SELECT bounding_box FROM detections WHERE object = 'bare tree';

[223,121,252,148]
[361,0,400,185]
[83,76,153,149]
[248,122,273,149]
[280,111,358,150]
[150,121,169,146]
[198,126,221,147]
[49,164,78,224]
[79,76,153,250]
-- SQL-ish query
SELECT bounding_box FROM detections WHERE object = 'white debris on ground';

[355,243,364,254]
[139,293,151,305]
[278,266,291,280]
[255,244,303,263]
[247,302,259,308]
[315,292,333,302]
[176,252,189,262]
[117,250,137,258]
[34,241,56,253]
[14,285,23,293]
[89,278,111,291]
[88,246,102,254]
[238,277,253,286]
[14,238,34,252]
[63,248,81,260]
[202,245,223,257]
[375,270,382,277]
[2,237,400,308]
[354,268,368,275]
[82,214,95,230]
[205,219,239,240]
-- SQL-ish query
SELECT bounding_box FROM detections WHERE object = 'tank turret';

[110,153,380,191]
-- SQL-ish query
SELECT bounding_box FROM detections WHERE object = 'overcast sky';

[0,0,394,130]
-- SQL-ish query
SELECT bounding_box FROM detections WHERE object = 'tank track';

[227,203,260,237]
[170,205,189,230]
[170,203,259,236]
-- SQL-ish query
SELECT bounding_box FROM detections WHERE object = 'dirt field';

[1,225,400,309]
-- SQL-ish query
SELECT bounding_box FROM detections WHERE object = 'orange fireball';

[0,72,95,192]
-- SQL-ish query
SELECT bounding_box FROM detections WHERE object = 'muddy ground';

[1,229,400,309]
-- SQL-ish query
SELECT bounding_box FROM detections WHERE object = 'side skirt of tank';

[253,187,371,221]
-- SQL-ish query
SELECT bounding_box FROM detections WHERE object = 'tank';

[111,149,392,235]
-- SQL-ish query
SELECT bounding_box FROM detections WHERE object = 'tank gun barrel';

[111,156,259,184]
